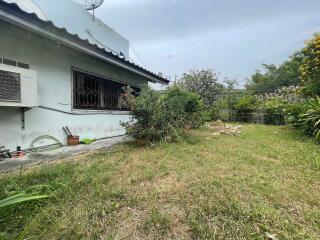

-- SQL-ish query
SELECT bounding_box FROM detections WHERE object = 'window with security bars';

[73,70,139,110]
[0,70,21,102]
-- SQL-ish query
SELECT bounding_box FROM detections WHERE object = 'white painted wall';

[0,21,147,151]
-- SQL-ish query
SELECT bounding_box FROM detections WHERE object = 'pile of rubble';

[206,120,242,136]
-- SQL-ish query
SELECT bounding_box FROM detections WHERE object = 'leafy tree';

[224,78,237,91]
[300,33,320,96]
[234,95,258,111]
[222,78,243,109]
[178,69,225,107]
[246,53,303,94]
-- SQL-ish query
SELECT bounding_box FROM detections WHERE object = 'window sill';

[71,109,130,115]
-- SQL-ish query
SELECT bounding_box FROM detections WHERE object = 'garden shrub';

[121,86,163,143]
[284,102,308,126]
[257,86,306,125]
[202,110,214,122]
[121,85,204,144]
[162,86,204,128]
[202,99,228,121]
[233,95,258,122]
[299,96,320,140]
[261,97,286,125]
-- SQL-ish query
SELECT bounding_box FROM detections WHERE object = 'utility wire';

[129,45,147,68]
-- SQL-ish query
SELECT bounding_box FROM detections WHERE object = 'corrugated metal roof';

[0,0,169,84]
[4,0,47,20]
[4,0,129,57]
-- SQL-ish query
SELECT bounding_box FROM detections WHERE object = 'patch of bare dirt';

[261,156,280,164]
[207,120,242,136]
[110,207,150,240]
[153,174,187,193]
[163,204,192,240]
[111,174,191,239]
[112,205,191,240]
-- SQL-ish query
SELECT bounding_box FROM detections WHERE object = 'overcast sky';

[96,0,320,87]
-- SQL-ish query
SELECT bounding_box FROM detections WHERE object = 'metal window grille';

[0,70,21,102]
[73,70,139,110]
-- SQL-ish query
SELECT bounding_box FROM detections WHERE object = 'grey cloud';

[96,0,320,86]
[97,0,320,43]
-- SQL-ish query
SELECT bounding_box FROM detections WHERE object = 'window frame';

[71,68,140,112]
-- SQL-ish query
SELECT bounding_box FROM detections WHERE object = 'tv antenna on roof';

[74,0,104,21]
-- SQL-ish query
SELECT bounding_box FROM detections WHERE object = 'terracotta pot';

[67,136,79,146]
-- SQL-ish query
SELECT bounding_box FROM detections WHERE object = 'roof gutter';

[0,8,168,85]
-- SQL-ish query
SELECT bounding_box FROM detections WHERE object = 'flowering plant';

[257,86,306,125]
[118,86,136,111]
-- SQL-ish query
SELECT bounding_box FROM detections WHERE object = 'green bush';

[202,99,228,121]
[299,96,320,140]
[202,110,214,122]
[256,86,305,125]
[233,95,258,122]
[263,100,308,126]
[234,95,258,111]
[261,98,286,125]
[121,86,204,144]
[284,102,308,126]
[121,86,164,143]
[162,86,204,128]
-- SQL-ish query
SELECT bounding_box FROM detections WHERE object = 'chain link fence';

[220,109,285,125]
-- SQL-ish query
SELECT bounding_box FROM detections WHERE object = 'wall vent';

[0,58,29,69]
[3,58,16,67]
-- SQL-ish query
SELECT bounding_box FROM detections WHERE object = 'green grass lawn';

[0,124,319,239]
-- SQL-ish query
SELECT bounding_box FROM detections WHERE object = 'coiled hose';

[30,135,62,152]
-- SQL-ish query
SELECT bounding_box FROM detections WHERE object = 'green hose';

[30,135,62,152]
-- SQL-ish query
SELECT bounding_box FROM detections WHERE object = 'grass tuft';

[142,208,171,235]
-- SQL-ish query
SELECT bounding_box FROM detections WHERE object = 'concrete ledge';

[0,135,129,174]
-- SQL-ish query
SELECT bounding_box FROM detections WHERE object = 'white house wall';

[0,21,147,151]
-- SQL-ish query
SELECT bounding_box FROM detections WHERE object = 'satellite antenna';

[73,0,104,21]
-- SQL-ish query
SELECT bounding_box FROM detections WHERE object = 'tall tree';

[300,33,320,96]
[178,69,225,107]
[246,53,303,94]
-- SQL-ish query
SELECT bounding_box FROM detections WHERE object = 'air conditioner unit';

[0,64,38,107]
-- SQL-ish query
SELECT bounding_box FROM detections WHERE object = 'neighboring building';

[0,0,169,151]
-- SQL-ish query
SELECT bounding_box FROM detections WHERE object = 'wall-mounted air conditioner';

[0,64,38,107]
